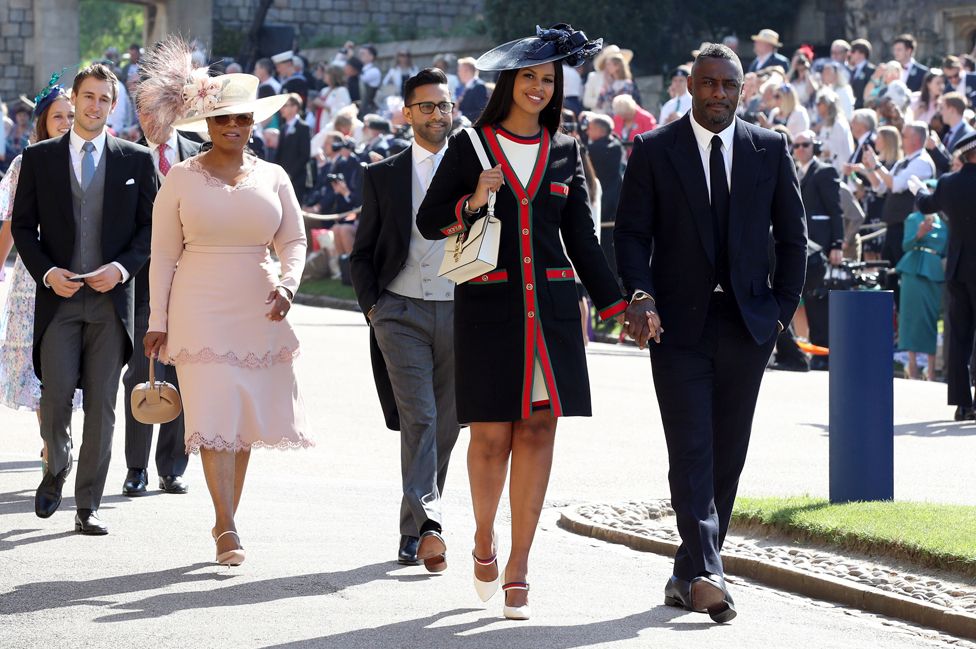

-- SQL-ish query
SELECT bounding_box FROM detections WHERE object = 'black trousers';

[649,293,776,580]
[121,298,188,477]
[946,279,976,408]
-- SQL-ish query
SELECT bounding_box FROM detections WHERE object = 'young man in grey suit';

[119,106,201,497]
[350,68,459,571]
[11,64,156,535]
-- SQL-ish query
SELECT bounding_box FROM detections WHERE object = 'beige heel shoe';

[473,550,500,602]
[215,530,245,566]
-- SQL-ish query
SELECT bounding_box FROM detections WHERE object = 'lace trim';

[185,154,260,191]
[186,431,314,454]
[169,346,300,368]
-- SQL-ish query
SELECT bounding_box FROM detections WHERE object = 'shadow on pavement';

[0,528,76,550]
[0,563,228,615]
[0,489,131,517]
[92,561,398,623]
[0,461,45,473]
[259,607,720,648]
[801,420,976,437]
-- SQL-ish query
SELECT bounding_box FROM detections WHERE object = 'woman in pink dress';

[141,40,311,566]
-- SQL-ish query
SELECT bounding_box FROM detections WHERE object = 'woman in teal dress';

[896,209,947,380]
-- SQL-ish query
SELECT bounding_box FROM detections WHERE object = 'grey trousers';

[39,288,126,511]
[371,292,460,537]
[122,297,188,476]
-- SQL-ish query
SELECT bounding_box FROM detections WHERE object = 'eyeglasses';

[792,142,812,149]
[406,101,455,115]
[211,113,255,126]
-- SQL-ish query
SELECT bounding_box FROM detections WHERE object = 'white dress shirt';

[884,149,935,194]
[562,64,582,97]
[148,130,178,180]
[901,59,918,85]
[689,112,734,198]
[44,128,130,286]
[659,91,691,124]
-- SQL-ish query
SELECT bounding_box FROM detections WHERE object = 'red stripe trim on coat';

[599,299,628,321]
[545,268,575,281]
[549,182,569,197]
[441,193,473,236]
[525,129,551,201]
[534,326,563,417]
[468,270,509,284]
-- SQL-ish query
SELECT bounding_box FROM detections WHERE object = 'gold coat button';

[481,275,489,281]
[522,228,529,235]
[521,198,529,205]
[561,271,568,277]
[528,311,535,318]
[524,256,531,264]
[526,283,533,290]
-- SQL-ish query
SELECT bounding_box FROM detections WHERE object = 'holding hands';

[622,293,663,349]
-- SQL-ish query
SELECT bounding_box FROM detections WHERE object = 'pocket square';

[125,178,135,185]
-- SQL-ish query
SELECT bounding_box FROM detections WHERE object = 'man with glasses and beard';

[350,68,460,571]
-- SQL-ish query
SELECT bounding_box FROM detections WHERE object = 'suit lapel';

[667,115,714,265]
[800,160,815,191]
[393,148,414,246]
[52,134,74,222]
[728,119,766,260]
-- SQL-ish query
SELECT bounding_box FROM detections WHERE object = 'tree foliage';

[79,0,145,64]
[483,0,797,75]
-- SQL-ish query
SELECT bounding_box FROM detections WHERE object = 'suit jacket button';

[521,198,528,206]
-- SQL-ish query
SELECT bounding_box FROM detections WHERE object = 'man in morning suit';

[350,68,460,571]
[747,29,791,74]
[119,106,200,497]
[913,132,976,421]
[276,93,312,203]
[11,64,156,534]
[892,34,929,93]
[793,130,843,370]
[614,44,806,622]
[847,39,876,110]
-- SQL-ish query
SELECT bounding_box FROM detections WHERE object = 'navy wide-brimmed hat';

[952,131,976,157]
[475,23,603,73]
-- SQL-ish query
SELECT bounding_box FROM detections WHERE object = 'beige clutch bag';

[130,359,182,424]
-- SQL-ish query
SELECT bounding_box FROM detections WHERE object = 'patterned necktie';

[158,141,171,177]
[81,141,96,189]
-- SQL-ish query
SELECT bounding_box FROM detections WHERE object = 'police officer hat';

[952,131,976,157]
[475,23,603,72]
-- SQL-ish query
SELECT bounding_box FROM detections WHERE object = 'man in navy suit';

[456,57,489,123]
[615,43,806,623]
[847,39,876,109]
[892,34,928,93]
[747,28,790,73]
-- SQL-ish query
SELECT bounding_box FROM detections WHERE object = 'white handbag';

[437,128,501,284]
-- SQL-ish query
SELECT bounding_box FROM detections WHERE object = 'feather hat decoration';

[135,36,199,143]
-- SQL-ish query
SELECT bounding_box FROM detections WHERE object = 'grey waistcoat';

[68,148,108,274]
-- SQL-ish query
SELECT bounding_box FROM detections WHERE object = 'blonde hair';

[457,57,478,75]
[875,125,903,162]
[606,54,632,80]
[778,83,799,117]
[611,93,638,116]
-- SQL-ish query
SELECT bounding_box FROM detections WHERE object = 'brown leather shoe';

[416,530,447,573]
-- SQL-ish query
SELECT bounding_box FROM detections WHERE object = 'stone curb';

[294,293,360,313]
[558,509,976,641]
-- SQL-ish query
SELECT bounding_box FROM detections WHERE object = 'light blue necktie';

[81,141,96,190]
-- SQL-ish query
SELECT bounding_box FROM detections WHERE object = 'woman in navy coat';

[417,24,625,620]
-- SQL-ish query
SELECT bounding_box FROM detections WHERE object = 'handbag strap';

[148,354,157,387]
[464,127,496,216]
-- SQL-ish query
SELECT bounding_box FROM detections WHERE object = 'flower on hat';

[182,69,223,116]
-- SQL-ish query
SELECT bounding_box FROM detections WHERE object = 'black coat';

[458,79,489,123]
[349,147,415,429]
[916,163,976,283]
[904,62,929,93]
[132,134,202,306]
[586,135,625,224]
[849,62,876,109]
[11,133,156,378]
[417,127,626,422]
[614,114,807,346]
[800,158,844,251]
[277,120,311,201]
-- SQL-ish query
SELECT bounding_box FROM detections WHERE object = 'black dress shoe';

[809,356,829,371]
[122,469,148,496]
[74,509,108,535]
[691,574,737,623]
[398,535,421,565]
[663,575,693,609]
[159,475,189,494]
[35,466,70,519]
[954,406,976,422]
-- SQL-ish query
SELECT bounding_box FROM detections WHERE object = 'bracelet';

[463,200,481,216]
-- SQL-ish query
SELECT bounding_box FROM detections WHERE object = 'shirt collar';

[412,141,448,167]
[148,130,178,152]
[69,128,107,156]
[857,130,872,146]
[689,112,735,154]
[798,158,814,175]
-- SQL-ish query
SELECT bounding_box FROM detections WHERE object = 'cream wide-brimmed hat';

[751,29,782,48]
[594,44,634,71]
[172,73,289,133]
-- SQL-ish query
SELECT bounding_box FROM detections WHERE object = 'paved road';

[1,302,973,648]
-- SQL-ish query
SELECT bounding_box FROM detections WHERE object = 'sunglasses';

[406,101,455,115]
[792,142,812,149]
[211,113,255,126]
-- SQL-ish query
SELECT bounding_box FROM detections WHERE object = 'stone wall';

[212,0,485,53]
[0,0,35,104]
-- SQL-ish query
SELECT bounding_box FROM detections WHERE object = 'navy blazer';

[458,79,489,123]
[904,62,929,93]
[749,52,791,73]
[800,158,844,251]
[11,133,156,377]
[614,114,807,345]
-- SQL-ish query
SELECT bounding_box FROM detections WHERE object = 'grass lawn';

[298,278,357,302]
[733,496,976,577]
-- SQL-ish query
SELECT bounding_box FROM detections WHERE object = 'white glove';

[907,175,926,196]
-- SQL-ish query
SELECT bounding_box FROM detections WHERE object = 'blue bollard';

[828,290,894,503]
